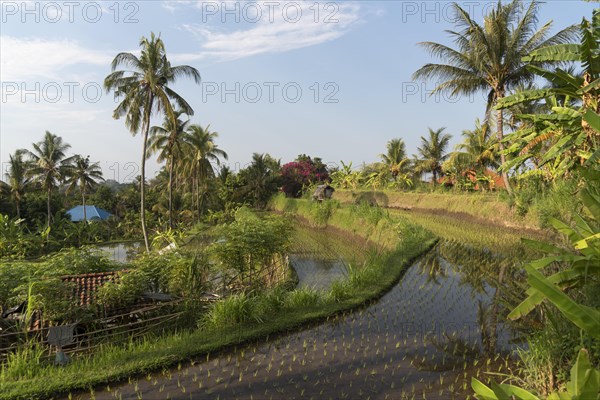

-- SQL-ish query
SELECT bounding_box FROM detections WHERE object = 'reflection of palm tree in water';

[418,245,446,284]
[429,240,513,356]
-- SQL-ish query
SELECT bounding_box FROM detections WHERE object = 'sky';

[0,0,596,182]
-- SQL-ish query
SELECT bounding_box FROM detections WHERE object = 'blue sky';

[0,0,595,182]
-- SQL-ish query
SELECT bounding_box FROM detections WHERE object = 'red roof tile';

[61,270,125,307]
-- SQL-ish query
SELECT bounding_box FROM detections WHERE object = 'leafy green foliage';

[508,174,600,327]
[210,208,293,286]
[0,247,121,322]
[310,199,339,227]
[497,10,599,178]
[473,349,600,400]
[475,171,600,397]
[280,155,329,198]
[97,251,211,308]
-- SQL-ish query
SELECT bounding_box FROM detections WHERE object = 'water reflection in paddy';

[96,241,142,263]
[84,238,520,400]
[291,256,349,291]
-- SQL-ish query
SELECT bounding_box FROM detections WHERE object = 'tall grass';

[0,341,46,381]
[284,288,322,309]
[205,292,255,327]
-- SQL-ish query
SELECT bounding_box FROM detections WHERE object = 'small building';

[312,185,335,201]
[66,205,112,222]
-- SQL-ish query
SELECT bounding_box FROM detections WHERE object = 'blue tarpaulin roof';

[66,206,112,222]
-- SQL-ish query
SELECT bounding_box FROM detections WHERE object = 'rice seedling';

[9,200,533,400]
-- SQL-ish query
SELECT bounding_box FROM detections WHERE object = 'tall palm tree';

[413,0,577,193]
[3,150,30,219]
[181,124,228,220]
[25,131,74,227]
[104,32,201,252]
[416,127,452,185]
[446,119,499,173]
[379,139,409,179]
[65,155,104,222]
[148,109,190,229]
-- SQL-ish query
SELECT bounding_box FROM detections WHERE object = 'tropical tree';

[496,10,600,178]
[3,150,30,218]
[239,153,281,209]
[445,119,499,173]
[148,109,190,228]
[416,127,452,184]
[413,0,577,193]
[379,138,410,179]
[65,155,104,222]
[330,161,361,190]
[181,124,228,220]
[280,155,329,198]
[25,131,74,227]
[104,32,201,252]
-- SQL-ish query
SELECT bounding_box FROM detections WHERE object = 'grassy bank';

[1,203,433,400]
[331,189,542,231]
[270,194,410,250]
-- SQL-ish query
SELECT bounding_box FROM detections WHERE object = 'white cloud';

[171,2,362,63]
[161,0,197,12]
[0,36,110,81]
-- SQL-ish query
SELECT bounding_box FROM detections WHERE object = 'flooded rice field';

[96,241,143,263]
[81,223,523,400]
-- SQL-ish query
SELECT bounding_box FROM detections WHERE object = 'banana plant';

[473,348,600,400]
[507,169,600,328]
[473,170,600,399]
[497,10,599,177]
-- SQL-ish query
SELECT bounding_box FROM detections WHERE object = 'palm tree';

[65,155,104,222]
[104,32,201,252]
[416,127,452,185]
[446,119,499,173]
[3,150,30,218]
[25,131,74,227]
[148,109,190,228]
[181,124,228,220]
[242,153,281,209]
[413,0,577,193]
[379,139,409,179]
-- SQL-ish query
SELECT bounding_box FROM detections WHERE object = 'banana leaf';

[525,265,600,339]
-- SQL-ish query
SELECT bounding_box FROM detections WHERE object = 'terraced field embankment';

[70,197,535,400]
[332,189,541,233]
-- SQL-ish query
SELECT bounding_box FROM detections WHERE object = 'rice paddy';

[73,215,527,400]
[290,224,368,291]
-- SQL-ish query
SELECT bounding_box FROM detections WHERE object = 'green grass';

[271,194,405,250]
[1,201,434,400]
[332,189,541,230]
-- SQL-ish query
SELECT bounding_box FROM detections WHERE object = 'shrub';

[280,156,329,198]
[284,288,322,309]
[210,210,293,286]
[204,292,254,327]
[310,200,338,227]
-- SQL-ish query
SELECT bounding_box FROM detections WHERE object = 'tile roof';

[61,270,124,307]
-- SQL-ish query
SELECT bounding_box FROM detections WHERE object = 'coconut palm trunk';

[104,33,201,253]
[139,93,153,253]
[496,95,512,193]
[82,189,87,222]
[412,1,576,195]
[168,155,174,229]
[46,187,52,228]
